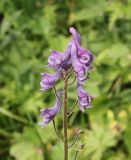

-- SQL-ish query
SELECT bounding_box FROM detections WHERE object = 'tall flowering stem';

[63,71,68,160]
[39,27,94,160]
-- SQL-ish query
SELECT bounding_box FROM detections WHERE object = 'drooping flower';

[39,90,63,127]
[77,84,92,112]
[69,27,93,71]
[77,69,88,84]
[70,42,87,84]
[69,27,81,45]
[48,42,72,71]
[77,47,93,70]
[48,50,62,69]
[40,70,61,91]
[40,27,94,119]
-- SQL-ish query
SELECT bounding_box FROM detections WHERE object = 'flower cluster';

[39,27,93,127]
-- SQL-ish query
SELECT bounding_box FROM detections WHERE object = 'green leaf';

[10,140,44,160]
[0,107,28,124]
[79,124,116,160]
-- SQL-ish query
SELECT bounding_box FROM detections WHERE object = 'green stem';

[67,100,78,117]
[74,143,86,160]
[53,119,63,142]
[68,132,80,148]
[74,150,79,160]
[53,86,64,104]
[63,74,68,160]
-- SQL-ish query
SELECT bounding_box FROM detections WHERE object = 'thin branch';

[68,100,78,113]
[67,76,76,86]
[67,67,74,75]
[53,86,63,104]
[53,119,63,142]
[67,72,75,79]
[68,130,83,148]
[73,143,86,160]
[67,68,75,78]
[74,150,79,160]
[67,101,78,117]
[68,134,80,148]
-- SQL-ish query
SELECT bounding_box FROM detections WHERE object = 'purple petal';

[48,43,72,71]
[77,46,94,70]
[40,71,61,91]
[77,85,92,112]
[69,27,93,70]
[48,50,62,69]
[39,90,63,127]
[69,27,81,45]
[70,42,87,84]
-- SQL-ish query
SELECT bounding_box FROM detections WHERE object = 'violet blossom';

[40,27,94,118]
[69,27,93,71]
[48,42,72,71]
[39,90,63,127]
[40,71,61,91]
[77,85,92,112]
[70,42,87,84]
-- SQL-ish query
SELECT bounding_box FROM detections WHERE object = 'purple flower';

[77,85,92,112]
[70,42,87,84]
[77,69,88,84]
[40,71,61,91]
[69,27,81,45]
[48,50,62,69]
[77,47,93,70]
[39,90,63,127]
[69,27,93,70]
[39,27,94,124]
[48,43,72,71]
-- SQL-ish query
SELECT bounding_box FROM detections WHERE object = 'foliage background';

[0,0,131,160]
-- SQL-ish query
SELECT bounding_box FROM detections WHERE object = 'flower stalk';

[63,71,68,160]
[52,119,63,142]
[68,130,84,148]
[39,27,94,160]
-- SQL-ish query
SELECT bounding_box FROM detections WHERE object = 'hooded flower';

[40,70,61,91]
[77,85,92,112]
[48,50,62,69]
[70,42,87,84]
[69,27,93,71]
[40,27,94,122]
[39,90,63,127]
[69,27,81,46]
[77,47,93,70]
[48,42,72,71]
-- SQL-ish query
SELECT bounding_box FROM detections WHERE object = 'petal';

[48,44,72,71]
[77,85,92,112]
[48,50,62,69]
[39,90,63,127]
[69,27,94,71]
[69,27,81,45]
[40,71,61,91]
[78,47,94,69]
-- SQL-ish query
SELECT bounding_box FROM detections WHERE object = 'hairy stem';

[63,73,68,160]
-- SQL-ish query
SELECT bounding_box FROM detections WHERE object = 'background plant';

[0,0,131,160]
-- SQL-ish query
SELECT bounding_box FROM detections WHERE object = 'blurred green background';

[0,0,131,160]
